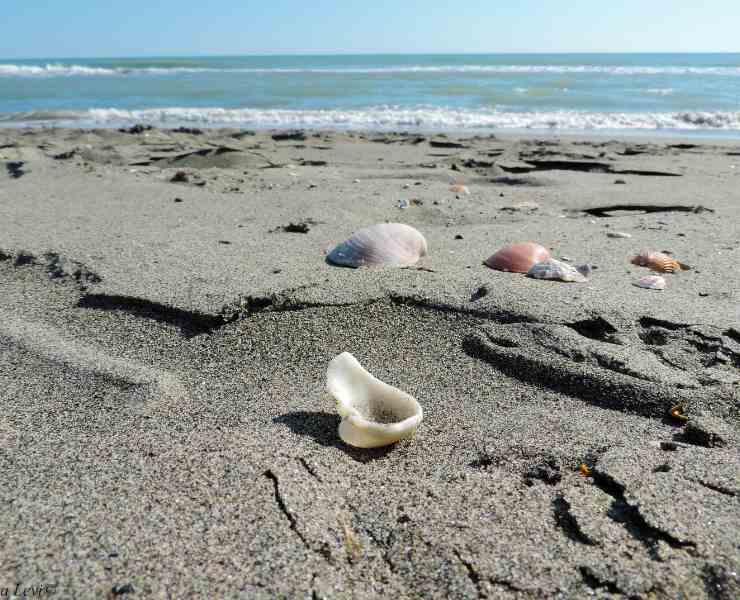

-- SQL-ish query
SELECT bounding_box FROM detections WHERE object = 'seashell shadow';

[273,411,395,463]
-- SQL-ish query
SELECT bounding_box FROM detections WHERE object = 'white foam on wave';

[2,63,740,77]
[645,88,675,95]
[0,64,212,77]
[9,106,738,131]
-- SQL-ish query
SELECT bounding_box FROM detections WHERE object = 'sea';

[1,53,740,136]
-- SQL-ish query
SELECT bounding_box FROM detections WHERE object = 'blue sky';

[1,0,738,58]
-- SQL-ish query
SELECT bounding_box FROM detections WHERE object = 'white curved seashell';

[327,223,427,268]
[634,275,666,290]
[327,352,423,448]
[527,258,588,283]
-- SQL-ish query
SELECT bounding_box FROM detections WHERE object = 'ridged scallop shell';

[327,223,427,268]
[327,352,423,448]
[450,184,470,195]
[527,258,588,283]
[634,275,666,290]
[485,242,551,273]
[631,250,686,273]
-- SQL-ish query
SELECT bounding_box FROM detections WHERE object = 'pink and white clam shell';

[485,242,551,273]
[327,223,427,268]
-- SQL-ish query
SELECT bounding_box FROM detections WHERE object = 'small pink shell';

[634,275,666,290]
[450,184,470,195]
[485,242,551,273]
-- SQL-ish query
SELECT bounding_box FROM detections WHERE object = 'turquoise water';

[1,54,739,135]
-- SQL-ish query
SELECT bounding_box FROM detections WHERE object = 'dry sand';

[0,127,738,599]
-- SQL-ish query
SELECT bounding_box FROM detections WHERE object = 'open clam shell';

[327,352,423,448]
[485,242,551,273]
[327,223,427,268]
[527,258,588,283]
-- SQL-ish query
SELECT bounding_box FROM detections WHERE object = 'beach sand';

[1,127,738,599]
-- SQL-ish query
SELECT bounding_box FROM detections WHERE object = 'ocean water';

[1,53,740,136]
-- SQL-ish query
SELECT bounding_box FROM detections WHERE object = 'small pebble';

[470,285,488,302]
[455,234,464,240]
[607,231,632,238]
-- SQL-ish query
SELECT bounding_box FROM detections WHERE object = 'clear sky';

[1,0,738,59]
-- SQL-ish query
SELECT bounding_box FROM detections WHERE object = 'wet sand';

[1,127,738,599]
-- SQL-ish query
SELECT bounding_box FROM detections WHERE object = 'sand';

[0,127,738,599]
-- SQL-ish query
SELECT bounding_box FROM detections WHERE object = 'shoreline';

[4,124,740,143]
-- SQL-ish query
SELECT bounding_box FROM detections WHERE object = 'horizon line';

[3,50,740,61]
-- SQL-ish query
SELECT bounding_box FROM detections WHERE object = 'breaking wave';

[3,106,740,131]
[2,63,740,77]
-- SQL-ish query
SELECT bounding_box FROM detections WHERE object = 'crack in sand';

[592,470,697,558]
[582,203,710,217]
[578,566,624,594]
[77,294,229,338]
[453,549,485,599]
[552,496,597,546]
[262,469,333,565]
[296,457,322,482]
[694,480,737,497]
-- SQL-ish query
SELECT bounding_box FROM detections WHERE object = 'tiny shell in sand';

[327,352,423,448]
[327,223,427,268]
[527,258,588,283]
[485,242,551,273]
[631,249,688,273]
[634,275,666,290]
[450,184,470,195]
